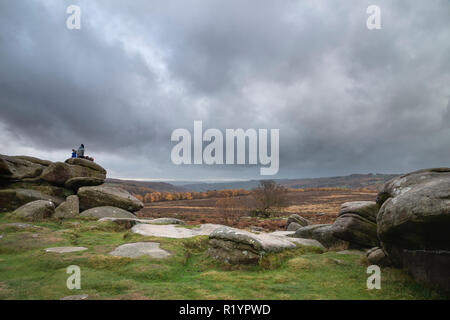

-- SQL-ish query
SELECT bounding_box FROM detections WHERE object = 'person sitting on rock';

[76,144,85,158]
[71,149,77,158]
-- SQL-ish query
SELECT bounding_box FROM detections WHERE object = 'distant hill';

[179,173,399,192]
[107,173,399,195]
[105,178,187,196]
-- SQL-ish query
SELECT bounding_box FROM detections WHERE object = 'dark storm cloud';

[0,0,449,179]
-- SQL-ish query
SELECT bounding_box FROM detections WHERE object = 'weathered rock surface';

[12,200,55,221]
[286,222,302,231]
[80,206,136,219]
[98,217,185,229]
[331,201,379,248]
[0,154,115,215]
[39,162,70,186]
[145,217,185,225]
[45,247,87,253]
[64,177,104,190]
[78,185,143,212]
[287,214,310,228]
[249,226,265,233]
[65,158,107,174]
[376,168,450,266]
[209,226,323,264]
[14,156,52,167]
[132,223,223,238]
[0,154,44,180]
[110,242,171,259]
[54,195,79,219]
[0,188,64,212]
[338,201,379,222]
[403,250,450,294]
[366,247,391,266]
[2,181,73,199]
[291,224,345,248]
[41,161,106,187]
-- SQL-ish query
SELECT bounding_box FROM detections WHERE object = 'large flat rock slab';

[209,226,324,264]
[109,242,171,259]
[98,217,185,229]
[45,247,88,253]
[131,223,224,238]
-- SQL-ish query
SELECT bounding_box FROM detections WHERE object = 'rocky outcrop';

[11,200,55,221]
[54,195,79,219]
[14,156,52,167]
[290,224,346,248]
[0,188,64,212]
[80,206,137,219]
[402,250,450,294]
[41,161,106,187]
[376,168,450,267]
[65,158,107,174]
[366,247,391,266]
[209,226,323,264]
[331,201,379,248]
[77,185,143,212]
[287,214,310,227]
[64,177,104,190]
[0,154,139,218]
[2,181,73,199]
[286,222,302,231]
[0,154,44,180]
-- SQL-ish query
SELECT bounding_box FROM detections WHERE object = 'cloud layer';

[0,0,449,180]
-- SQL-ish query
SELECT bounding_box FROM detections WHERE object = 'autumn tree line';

[132,189,251,203]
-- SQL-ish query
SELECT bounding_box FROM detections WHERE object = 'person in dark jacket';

[76,144,85,158]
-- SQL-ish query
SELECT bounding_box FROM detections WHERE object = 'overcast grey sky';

[0,0,449,181]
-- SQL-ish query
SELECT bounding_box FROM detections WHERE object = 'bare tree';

[215,197,244,226]
[251,180,288,215]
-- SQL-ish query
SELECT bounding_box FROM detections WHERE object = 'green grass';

[0,213,445,300]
